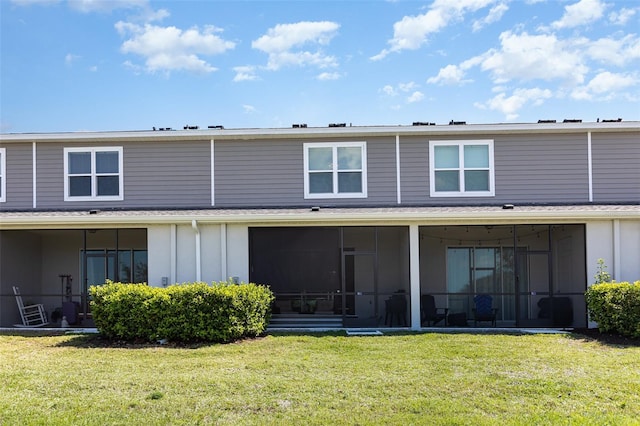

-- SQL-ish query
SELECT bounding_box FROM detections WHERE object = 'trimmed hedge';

[585,281,640,338]
[90,281,274,343]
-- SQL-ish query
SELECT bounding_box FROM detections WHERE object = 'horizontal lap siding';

[494,134,589,203]
[36,140,211,209]
[214,137,397,207]
[2,143,33,209]
[592,132,640,202]
[399,134,589,205]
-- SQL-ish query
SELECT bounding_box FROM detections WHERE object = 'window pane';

[434,146,458,168]
[465,170,489,191]
[69,176,91,196]
[464,145,489,168]
[96,151,119,173]
[97,176,120,196]
[435,170,459,191]
[338,171,362,193]
[68,152,91,174]
[0,177,2,197]
[309,172,333,193]
[133,250,148,283]
[337,147,362,170]
[308,147,333,171]
[118,250,132,283]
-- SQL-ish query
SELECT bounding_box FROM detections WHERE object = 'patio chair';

[421,294,448,326]
[385,290,407,327]
[13,286,49,327]
[473,294,498,327]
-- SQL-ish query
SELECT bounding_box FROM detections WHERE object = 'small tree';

[594,258,611,284]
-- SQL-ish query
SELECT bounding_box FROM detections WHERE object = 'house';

[1,120,638,329]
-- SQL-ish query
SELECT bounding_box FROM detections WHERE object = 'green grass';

[1,332,639,425]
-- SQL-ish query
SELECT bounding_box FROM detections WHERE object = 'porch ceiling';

[1,204,638,229]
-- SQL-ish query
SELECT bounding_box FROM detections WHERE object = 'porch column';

[409,224,421,330]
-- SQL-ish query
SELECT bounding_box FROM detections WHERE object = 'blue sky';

[1,0,639,133]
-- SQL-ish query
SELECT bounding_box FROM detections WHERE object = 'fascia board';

[1,207,638,229]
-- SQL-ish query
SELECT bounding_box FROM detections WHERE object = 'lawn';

[0,331,638,425]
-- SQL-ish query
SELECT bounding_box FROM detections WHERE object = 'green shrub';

[90,281,274,343]
[585,281,640,338]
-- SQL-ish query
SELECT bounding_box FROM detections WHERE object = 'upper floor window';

[0,147,5,203]
[429,140,495,197]
[304,142,367,199]
[64,147,123,201]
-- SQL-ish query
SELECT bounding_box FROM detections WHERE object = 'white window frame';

[429,140,495,197]
[64,147,124,201]
[303,141,368,199]
[0,147,5,203]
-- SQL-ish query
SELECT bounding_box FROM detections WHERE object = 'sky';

[1,0,639,133]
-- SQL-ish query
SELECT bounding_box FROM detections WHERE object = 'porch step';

[268,314,343,329]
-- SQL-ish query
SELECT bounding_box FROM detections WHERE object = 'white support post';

[409,225,421,330]
[192,220,201,282]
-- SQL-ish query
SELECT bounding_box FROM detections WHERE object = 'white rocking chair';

[13,286,49,327]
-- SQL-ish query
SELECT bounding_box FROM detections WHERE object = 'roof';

[1,121,638,143]
[1,204,638,229]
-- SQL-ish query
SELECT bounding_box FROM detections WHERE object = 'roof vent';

[328,123,346,127]
[449,120,466,125]
[537,119,556,123]
[600,118,622,123]
[208,125,224,129]
[562,119,582,123]
[157,127,173,131]
[292,123,308,128]
[413,121,436,126]
[183,125,199,130]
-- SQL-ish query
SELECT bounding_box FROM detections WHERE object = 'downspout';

[396,134,401,204]
[192,220,201,282]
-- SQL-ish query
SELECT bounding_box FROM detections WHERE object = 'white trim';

[303,141,368,199]
[32,142,37,208]
[210,139,215,206]
[429,139,495,197]
[396,135,401,204]
[63,147,124,201]
[587,132,593,202]
[0,147,5,203]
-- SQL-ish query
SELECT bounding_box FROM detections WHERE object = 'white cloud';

[472,2,509,32]
[252,21,340,71]
[571,71,639,100]
[475,87,552,120]
[407,91,425,103]
[115,22,235,74]
[67,0,148,13]
[89,65,98,72]
[381,85,397,96]
[317,72,341,81]
[243,105,257,114]
[586,34,640,66]
[10,0,61,6]
[372,0,500,60]
[65,53,80,65]
[233,66,258,82]
[479,31,588,85]
[427,64,467,85]
[550,0,607,29]
[609,8,637,25]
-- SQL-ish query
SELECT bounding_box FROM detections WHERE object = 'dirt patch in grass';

[571,328,640,347]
